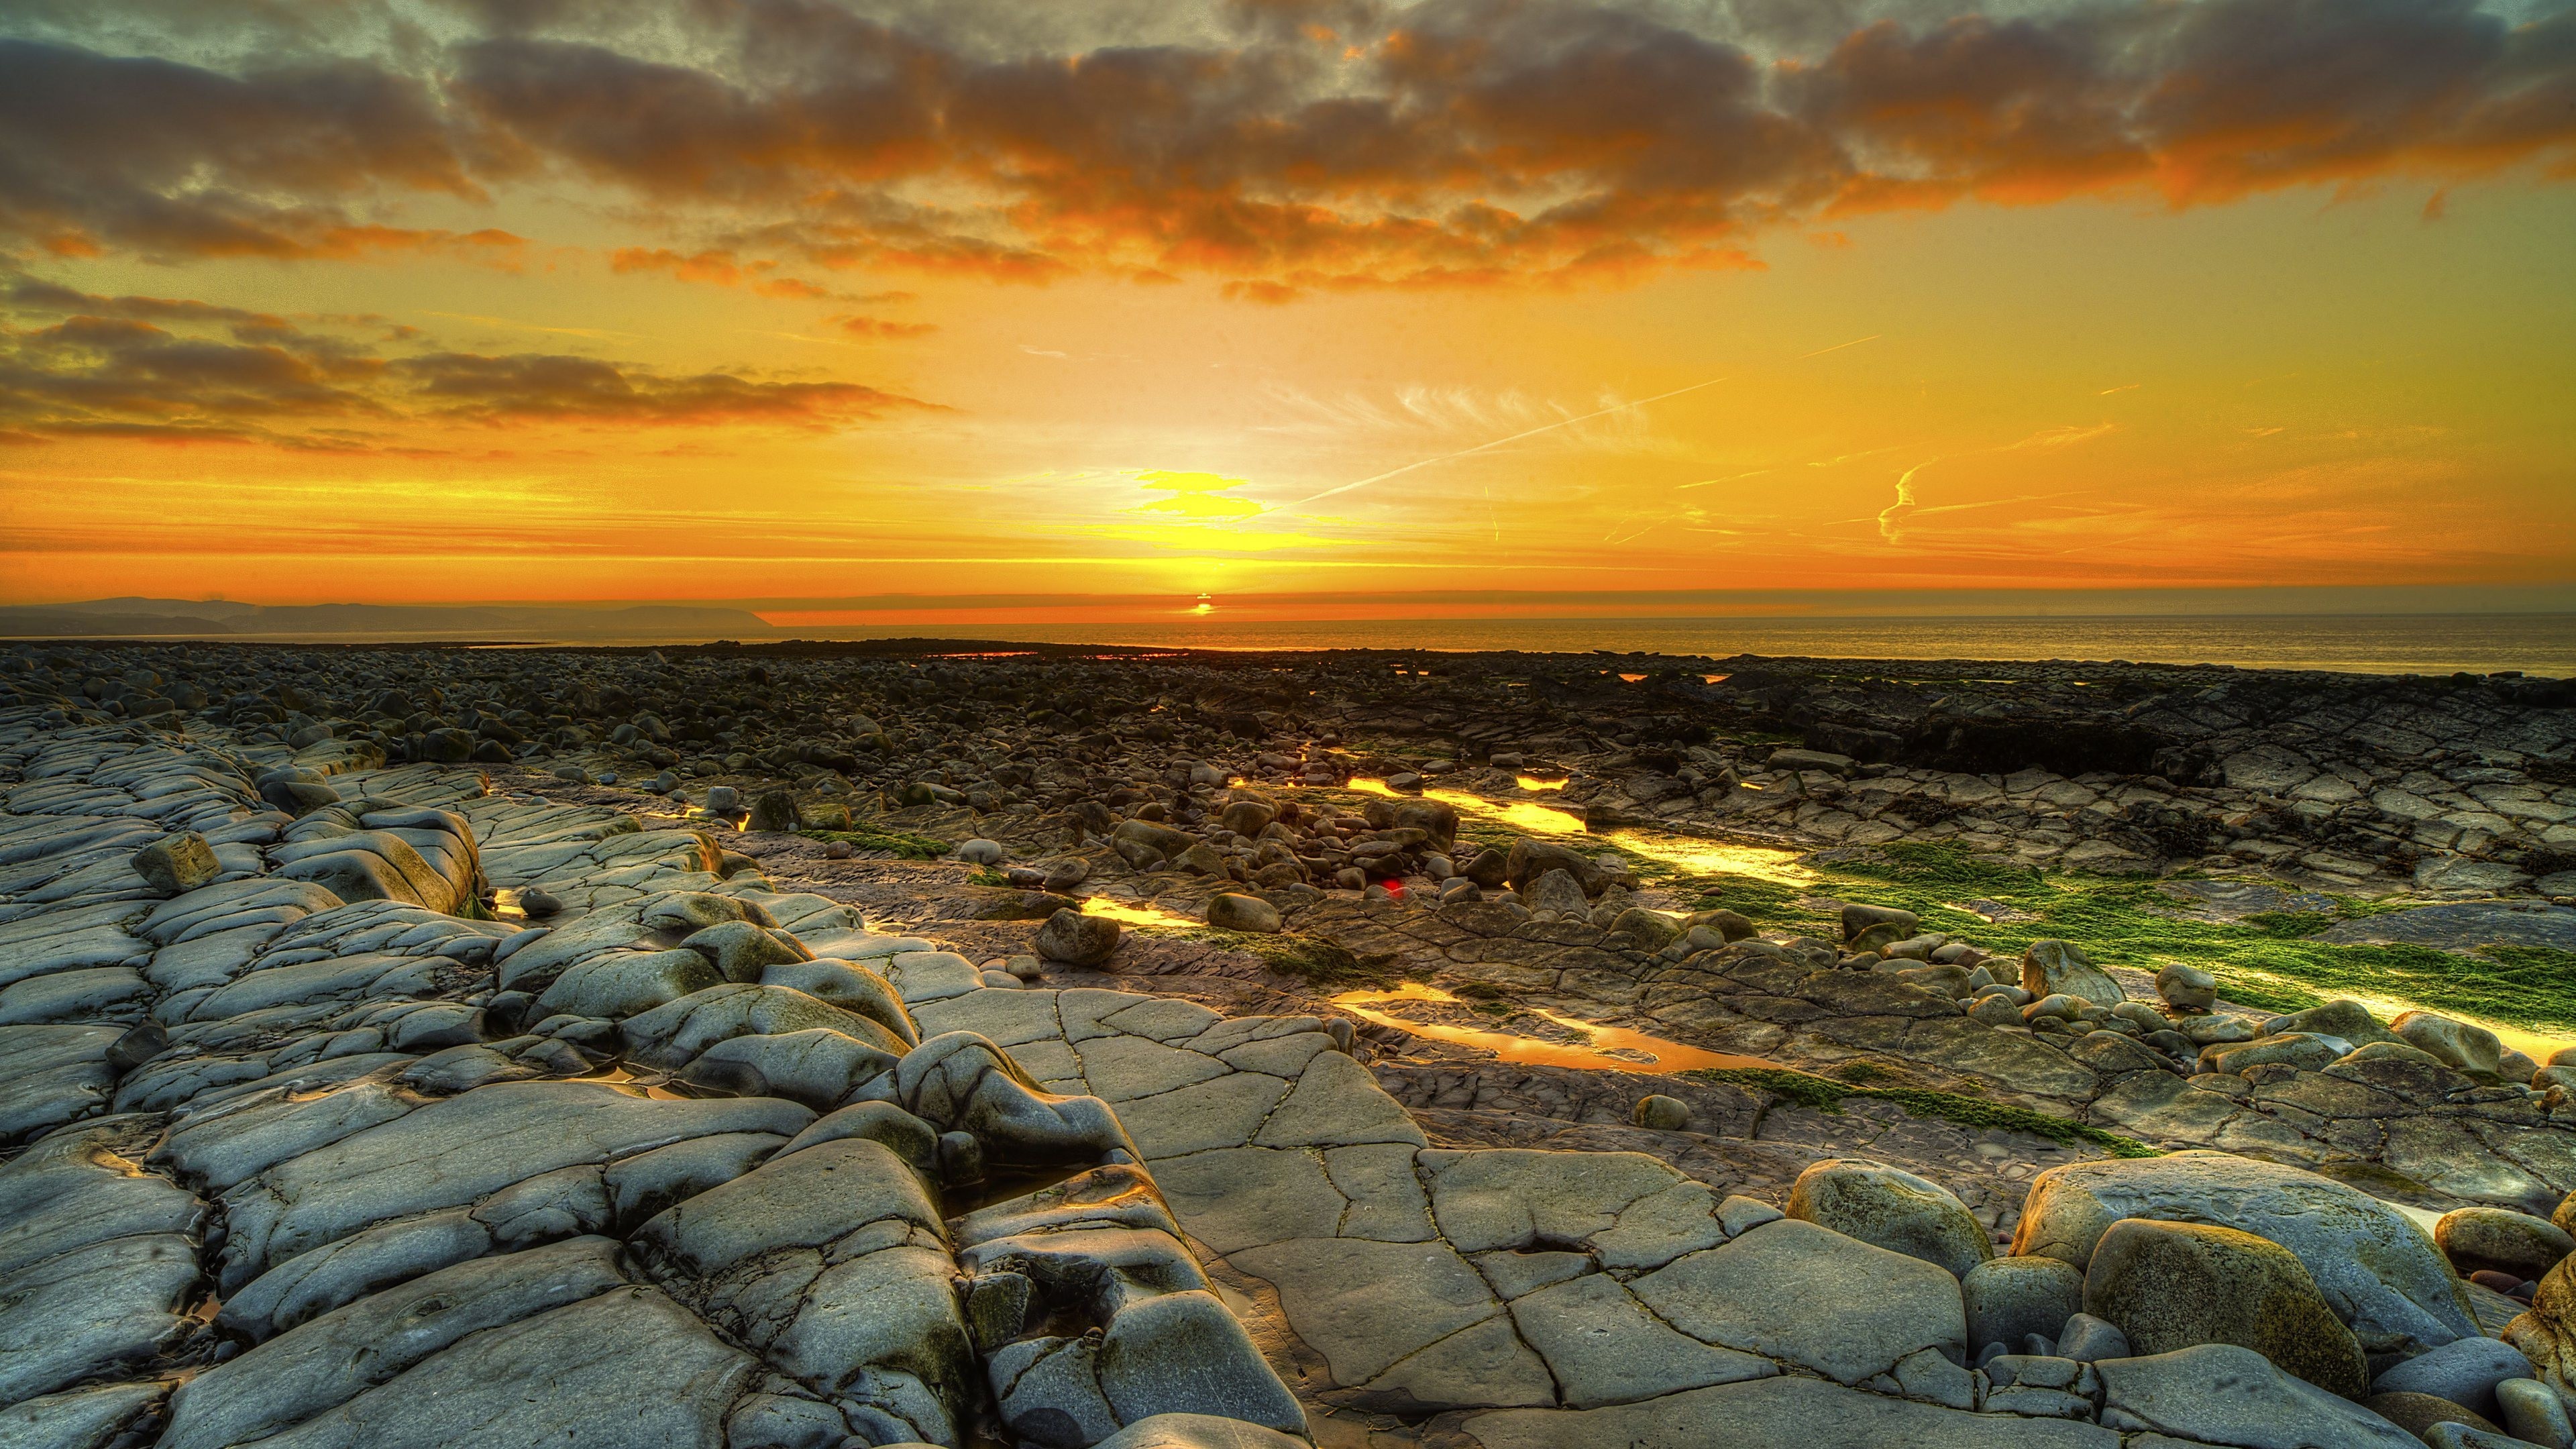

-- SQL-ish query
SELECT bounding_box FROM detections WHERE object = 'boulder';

[1632,1095,1692,1131]
[2021,940,2124,1010]
[2094,1343,2423,1448]
[1523,869,1593,917]
[1785,1158,1994,1279]
[2082,1218,2367,1397]
[2363,1391,2501,1440]
[1963,1256,2086,1356]
[2497,1377,2576,1448]
[2505,1257,2576,1409]
[1840,903,1919,942]
[2438,1208,2574,1283]
[2014,1151,2479,1353]
[1503,839,1601,895]
[747,790,798,832]
[1037,909,1122,967]
[2155,963,2217,1011]
[2369,1334,2536,1419]
[133,832,221,895]
[2396,1011,2506,1077]
[2265,999,2404,1048]
[1205,894,1281,934]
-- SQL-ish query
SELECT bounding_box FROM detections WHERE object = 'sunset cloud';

[0,276,930,446]
[1,0,2565,287]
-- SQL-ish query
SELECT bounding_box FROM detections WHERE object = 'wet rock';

[2440,1208,2576,1283]
[1037,908,1122,967]
[1785,1157,1994,1279]
[2082,1218,2367,1396]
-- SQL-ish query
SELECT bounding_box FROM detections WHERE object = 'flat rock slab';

[2312,902,2576,952]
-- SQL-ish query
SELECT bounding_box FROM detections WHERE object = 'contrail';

[1274,375,1731,511]
[1799,333,1882,359]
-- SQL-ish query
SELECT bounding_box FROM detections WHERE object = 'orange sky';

[3,0,2571,613]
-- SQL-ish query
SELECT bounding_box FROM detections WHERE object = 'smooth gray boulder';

[1786,1157,1993,1279]
[2370,1335,2535,1419]
[2014,1151,2478,1352]
[1964,1255,2086,1355]
[2095,1342,2423,1448]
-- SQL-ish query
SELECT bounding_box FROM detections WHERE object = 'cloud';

[0,274,934,445]
[826,313,938,339]
[3,0,2570,286]
[1132,470,1264,519]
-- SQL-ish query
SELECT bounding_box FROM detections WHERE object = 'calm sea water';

[800,613,2576,676]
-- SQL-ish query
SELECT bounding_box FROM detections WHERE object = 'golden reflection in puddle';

[578,1065,691,1100]
[1515,775,1568,791]
[1599,832,1815,888]
[1330,981,1778,1074]
[1081,896,1202,929]
[1339,778,1814,885]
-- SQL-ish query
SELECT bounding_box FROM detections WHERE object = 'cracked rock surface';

[4,640,2575,1449]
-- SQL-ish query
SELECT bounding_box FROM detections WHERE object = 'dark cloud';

[0,275,930,445]
[391,351,929,424]
[3,0,2570,285]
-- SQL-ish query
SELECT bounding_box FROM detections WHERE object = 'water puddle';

[1514,775,1568,791]
[1330,981,1779,1074]
[1081,896,1201,930]
[1338,778,1814,886]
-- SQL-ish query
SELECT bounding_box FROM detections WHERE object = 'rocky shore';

[3,636,2575,1449]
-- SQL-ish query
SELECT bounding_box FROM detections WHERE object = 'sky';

[1,0,2572,621]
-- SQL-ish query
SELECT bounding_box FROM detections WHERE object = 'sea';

[779,613,2576,678]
